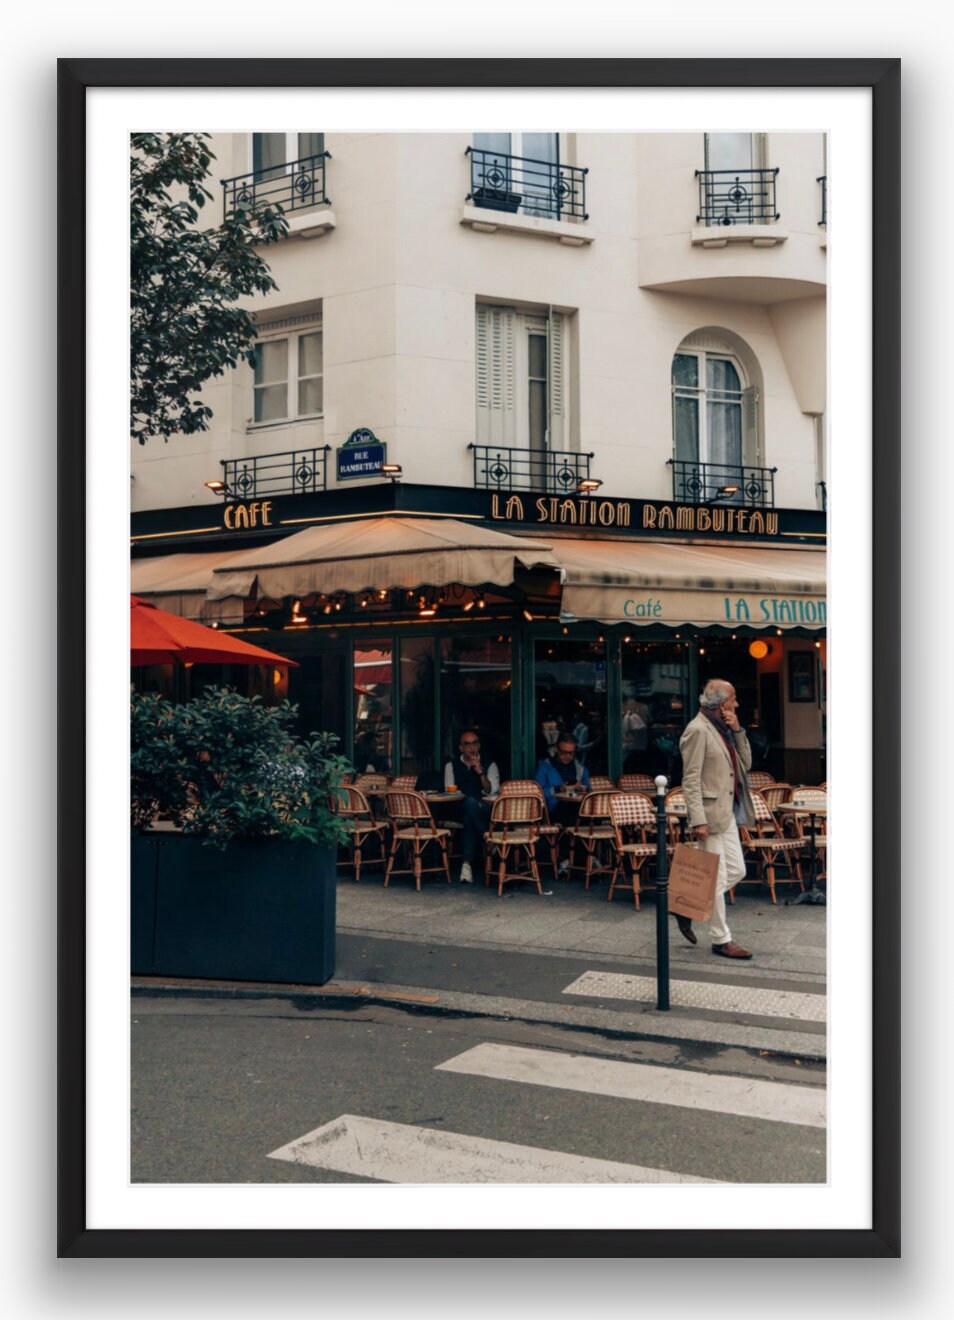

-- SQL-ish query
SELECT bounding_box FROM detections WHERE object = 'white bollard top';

[655,774,668,794]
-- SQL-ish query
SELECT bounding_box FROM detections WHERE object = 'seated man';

[444,729,500,883]
[535,733,591,874]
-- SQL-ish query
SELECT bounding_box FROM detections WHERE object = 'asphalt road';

[131,994,826,1185]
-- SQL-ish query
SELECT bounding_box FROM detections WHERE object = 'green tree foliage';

[130,132,289,444]
[131,687,351,850]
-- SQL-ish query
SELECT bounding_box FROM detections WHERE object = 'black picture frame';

[58,56,901,1260]
[788,651,817,704]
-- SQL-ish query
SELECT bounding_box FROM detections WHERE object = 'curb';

[131,975,827,1064]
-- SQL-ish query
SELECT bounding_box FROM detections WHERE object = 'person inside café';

[535,733,591,875]
[444,729,500,884]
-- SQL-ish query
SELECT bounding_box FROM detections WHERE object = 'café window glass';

[620,640,691,784]
[399,637,436,777]
[534,639,608,777]
[439,635,513,778]
[353,641,393,776]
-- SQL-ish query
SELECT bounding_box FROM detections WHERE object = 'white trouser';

[702,819,747,946]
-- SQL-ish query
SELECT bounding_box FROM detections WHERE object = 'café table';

[776,803,828,906]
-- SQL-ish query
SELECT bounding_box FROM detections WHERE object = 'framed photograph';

[60,57,900,1259]
[788,651,817,704]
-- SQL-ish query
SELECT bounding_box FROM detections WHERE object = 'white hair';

[699,679,733,709]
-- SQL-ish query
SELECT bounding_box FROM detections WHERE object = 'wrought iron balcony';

[817,175,827,226]
[668,459,777,508]
[695,167,780,226]
[221,447,331,500]
[465,147,588,221]
[221,152,331,218]
[469,444,594,493]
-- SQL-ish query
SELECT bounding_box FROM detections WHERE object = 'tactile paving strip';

[562,970,826,1022]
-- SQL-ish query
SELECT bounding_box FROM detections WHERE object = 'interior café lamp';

[748,640,771,660]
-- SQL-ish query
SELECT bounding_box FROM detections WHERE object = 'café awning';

[131,551,248,623]
[207,516,558,603]
[549,538,827,630]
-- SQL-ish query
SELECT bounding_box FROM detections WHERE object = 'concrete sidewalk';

[133,868,827,1062]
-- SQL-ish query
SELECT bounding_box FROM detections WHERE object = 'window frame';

[250,324,324,427]
[671,346,748,467]
[475,303,569,453]
[251,132,325,175]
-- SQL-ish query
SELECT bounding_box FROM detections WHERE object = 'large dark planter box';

[132,833,336,985]
[471,186,523,214]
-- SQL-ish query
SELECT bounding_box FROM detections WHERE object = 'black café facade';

[131,481,827,789]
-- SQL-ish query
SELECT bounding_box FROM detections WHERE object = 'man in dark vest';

[444,729,500,883]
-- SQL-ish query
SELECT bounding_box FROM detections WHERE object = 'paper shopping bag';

[667,843,720,924]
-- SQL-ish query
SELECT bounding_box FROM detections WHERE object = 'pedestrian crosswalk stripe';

[267,1114,722,1183]
[562,970,826,1022]
[436,1043,826,1129]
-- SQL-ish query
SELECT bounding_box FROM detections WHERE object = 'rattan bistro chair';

[331,784,389,883]
[740,793,804,904]
[761,782,794,812]
[608,793,662,910]
[499,780,561,879]
[382,790,452,891]
[748,771,777,792]
[484,793,546,897]
[618,773,656,796]
[567,791,618,889]
[389,774,418,791]
[789,788,828,878]
[588,775,617,792]
[354,772,390,794]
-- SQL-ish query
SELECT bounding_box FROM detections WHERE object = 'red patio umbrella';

[130,596,298,667]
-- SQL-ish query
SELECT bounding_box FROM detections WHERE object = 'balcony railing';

[221,447,331,500]
[668,459,777,508]
[221,152,331,218]
[695,167,780,226]
[469,444,594,493]
[817,175,827,226]
[465,147,588,221]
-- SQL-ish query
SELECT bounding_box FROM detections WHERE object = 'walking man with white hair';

[677,679,757,959]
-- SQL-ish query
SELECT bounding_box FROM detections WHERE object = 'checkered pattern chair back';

[355,773,390,792]
[336,784,374,819]
[665,787,687,814]
[383,790,436,827]
[500,779,544,800]
[610,792,656,832]
[762,783,793,810]
[588,776,617,792]
[791,788,827,808]
[749,771,776,790]
[618,774,656,795]
[490,793,543,826]
[577,790,617,820]
[389,775,418,791]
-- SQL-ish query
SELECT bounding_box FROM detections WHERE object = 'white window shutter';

[548,312,566,449]
[476,305,516,445]
[742,384,760,465]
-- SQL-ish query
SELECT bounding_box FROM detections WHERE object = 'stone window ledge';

[460,204,593,247]
[691,224,789,249]
[285,209,337,240]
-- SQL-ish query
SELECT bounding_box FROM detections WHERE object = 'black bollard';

[654,774,671,1011]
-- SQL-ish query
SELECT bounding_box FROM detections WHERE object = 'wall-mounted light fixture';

[578,478,603,494]
[204,479,227,495]
[381,463,402,482]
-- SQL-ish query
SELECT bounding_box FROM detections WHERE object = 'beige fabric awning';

[549,538,827,630]
[131,551,248,623]
[207,516,559,602]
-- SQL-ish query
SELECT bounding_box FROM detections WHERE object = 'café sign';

[337,427,387,481]
[489,492,782,538]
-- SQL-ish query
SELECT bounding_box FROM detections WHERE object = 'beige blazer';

[679,711,755,833]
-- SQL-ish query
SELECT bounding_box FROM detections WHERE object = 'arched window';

[671,333,762,504]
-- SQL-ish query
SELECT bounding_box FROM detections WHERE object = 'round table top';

[776,802,828,814]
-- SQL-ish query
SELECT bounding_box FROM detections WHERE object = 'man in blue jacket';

[535,733,591,875]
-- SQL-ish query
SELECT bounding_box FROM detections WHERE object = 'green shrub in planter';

[131,686,350,849]
[131,687,351,984]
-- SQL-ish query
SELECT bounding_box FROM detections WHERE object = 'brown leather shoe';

[712,941,753,959]
[674,914,697,945]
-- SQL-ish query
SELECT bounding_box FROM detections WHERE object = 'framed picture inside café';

[59,56,901,1260]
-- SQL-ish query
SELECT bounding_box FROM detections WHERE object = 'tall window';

[252,328,323,424]
[476,304,567,450]
[472,133,560,218]
[253,132,325,177]
[672,330,759,460]
[701,133,774,226]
